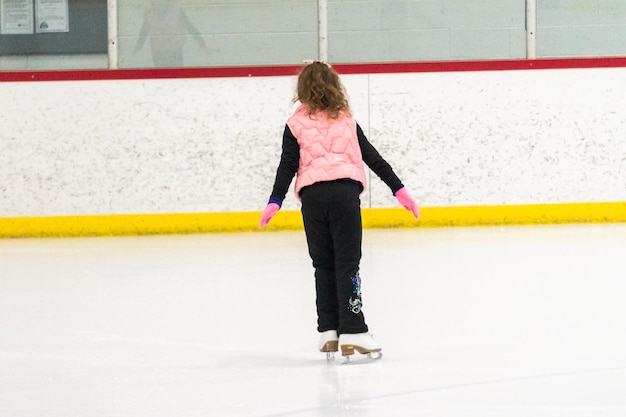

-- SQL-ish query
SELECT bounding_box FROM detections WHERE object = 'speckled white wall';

[366,68,626,208]
[1,67,625,217]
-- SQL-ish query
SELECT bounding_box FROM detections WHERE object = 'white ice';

[1,224,626,416]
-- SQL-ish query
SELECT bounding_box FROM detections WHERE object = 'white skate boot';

[339,332,382,364]
[318,330,338,361]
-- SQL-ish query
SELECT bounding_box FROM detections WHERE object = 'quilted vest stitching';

[287,105,367,200]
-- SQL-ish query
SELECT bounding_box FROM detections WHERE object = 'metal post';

[318,0,328,62]
[526,0,537,59]
[107,0,118,69]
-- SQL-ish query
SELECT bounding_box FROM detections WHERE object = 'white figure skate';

[339,332,382,364]
[318,330,339,361]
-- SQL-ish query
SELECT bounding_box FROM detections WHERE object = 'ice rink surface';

[1,224,626,416]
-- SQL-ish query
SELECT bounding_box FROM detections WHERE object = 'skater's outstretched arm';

[357,123,403,192]
[260,125,300,227]
[356,123,420,219]
[269,126,300,202]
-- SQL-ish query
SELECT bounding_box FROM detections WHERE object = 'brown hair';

[293,62,350,119]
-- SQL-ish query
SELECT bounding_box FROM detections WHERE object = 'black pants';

[300,181,369,335]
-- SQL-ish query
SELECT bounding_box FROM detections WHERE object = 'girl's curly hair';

[293,62,350,119]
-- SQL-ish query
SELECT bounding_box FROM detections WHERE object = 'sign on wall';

[1,0,68,34]
[0,0,34,34]
[35,0,69,33]
[0,0,106,55]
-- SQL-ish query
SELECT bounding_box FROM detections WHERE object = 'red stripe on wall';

[333,57,626,74]
[2,57,626,82]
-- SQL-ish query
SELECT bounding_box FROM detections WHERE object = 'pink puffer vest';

[287,104,367,200]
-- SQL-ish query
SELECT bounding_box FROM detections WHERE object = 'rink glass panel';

[2,1,626,71]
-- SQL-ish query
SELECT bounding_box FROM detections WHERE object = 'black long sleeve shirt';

[269,123,404,203]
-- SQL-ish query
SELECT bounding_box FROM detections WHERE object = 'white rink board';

[1,67,625,217]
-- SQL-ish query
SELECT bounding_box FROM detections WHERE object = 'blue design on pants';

[348,273,362,314]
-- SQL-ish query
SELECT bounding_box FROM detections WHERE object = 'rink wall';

[1,58,626,238]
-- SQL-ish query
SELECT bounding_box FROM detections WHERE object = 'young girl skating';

[260,61,419,361]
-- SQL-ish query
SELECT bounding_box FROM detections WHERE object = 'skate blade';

[341,351,383,365]
[320,341,338,362]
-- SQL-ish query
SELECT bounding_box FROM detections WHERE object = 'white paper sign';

[0,0,34,34]
[35,0,68,33]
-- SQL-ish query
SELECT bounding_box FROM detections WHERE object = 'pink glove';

[395,187,420,219]
[259,203,280,227]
